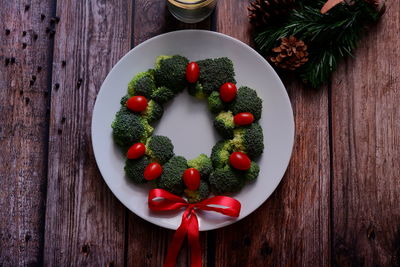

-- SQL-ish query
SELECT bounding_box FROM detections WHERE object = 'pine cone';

[248,0,296,27]
[270,36,308,71]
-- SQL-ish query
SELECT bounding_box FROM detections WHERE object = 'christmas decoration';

[249,0,385,87]
[270,36,308,70]
[148,188,241,267]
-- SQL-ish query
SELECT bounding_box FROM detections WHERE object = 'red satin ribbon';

[148,189,241,267]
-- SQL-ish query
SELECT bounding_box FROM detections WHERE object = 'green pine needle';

[254,0,381,88]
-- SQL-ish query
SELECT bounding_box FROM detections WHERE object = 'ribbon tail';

[187,212,201,267]
[164,214,190,267]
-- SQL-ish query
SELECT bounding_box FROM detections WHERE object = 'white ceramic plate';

[92,30,294,231]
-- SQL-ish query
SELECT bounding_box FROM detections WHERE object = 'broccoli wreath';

[112,55,264,202]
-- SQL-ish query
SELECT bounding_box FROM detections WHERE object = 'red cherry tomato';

[234,112,254,126]
[186,62,200,83]
[126,143,146,159]
[229,152,251,171]
[144,162,163,181]
[219,82,237,102]
[182,168,201,190]
[127,96,148,112]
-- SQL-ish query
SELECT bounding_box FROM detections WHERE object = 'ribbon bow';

[148,189,241,267]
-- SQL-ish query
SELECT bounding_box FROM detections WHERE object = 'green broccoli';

[140,118,154,143]
[154,55,189,93]
[187,154,213,180]
[208,91,225,114]
[209,166,245,194]
[124,156,150,184]
[151,86,175,104]
[214,111,235,139]
[192,57,236,95]
[188,82,207,99]
[145,135,174,164]
[156,156,188,195]
[184,180,210,203]
[211,140,233,168]
[231,123,264,158]
[120,94,129,105]
[141,100,163,123]
[245,162,260,181]
[234,161,260,182]
[112,107,148,148]
[127,70,155,97]
[230,86,263,121]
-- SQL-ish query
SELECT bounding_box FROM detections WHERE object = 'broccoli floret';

[112,107,147,148]
[209,166,245,194]
[193,57,236,95]
[214,111,235,139]
[128,70,154,97]
[156,156,188,195]
[231,123,264,158]
[244,161,260,181]
[124,157,150,184]
[141,100,163,123]
[234,161,260,182]
[120,94,129,105]
[140,118,154,143]
[208,91,225,114]
[187,154,213,180]
[145,135,174,164]
[154,55,189,93]
[188,82,207,99]
[230,86,263,121]
[151,86,175,104]
[184,180,210,203]
[133,75,156,98]
[211,140,233,168]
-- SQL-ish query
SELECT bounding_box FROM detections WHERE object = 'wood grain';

[331,2,400,266]
[0,1,54,265]
[213,1,331,266]
[127,1,211,266]
[42,0,132,265]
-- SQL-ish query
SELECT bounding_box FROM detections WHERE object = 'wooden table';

[1,0,399,266]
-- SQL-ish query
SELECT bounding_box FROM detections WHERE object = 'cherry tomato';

[186,62,200,83]
[144,162,163,181]
[126,143,146,159]
[127,96,148,112]
[234,112,254,126]
[182,168,201,190]
[229,152,251,171]
[219,82,237,102]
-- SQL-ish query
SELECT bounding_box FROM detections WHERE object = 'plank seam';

[328,81,334,266]
[40,0,58,264]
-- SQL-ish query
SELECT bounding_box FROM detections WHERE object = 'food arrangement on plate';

[112,55,264,202]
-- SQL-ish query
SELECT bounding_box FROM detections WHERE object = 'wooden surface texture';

[1,0,399,266]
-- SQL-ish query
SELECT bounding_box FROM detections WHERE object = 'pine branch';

[254,0,381,87]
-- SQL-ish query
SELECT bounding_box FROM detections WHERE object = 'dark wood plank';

[0,1,54,265]
[213,1,331,266]
[42,0,132,265]
[127,1,211,266]
[331,2,400,266]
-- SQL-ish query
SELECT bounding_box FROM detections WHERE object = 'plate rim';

[91,30,295,231]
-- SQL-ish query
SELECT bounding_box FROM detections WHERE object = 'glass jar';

[167,0,218,24]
